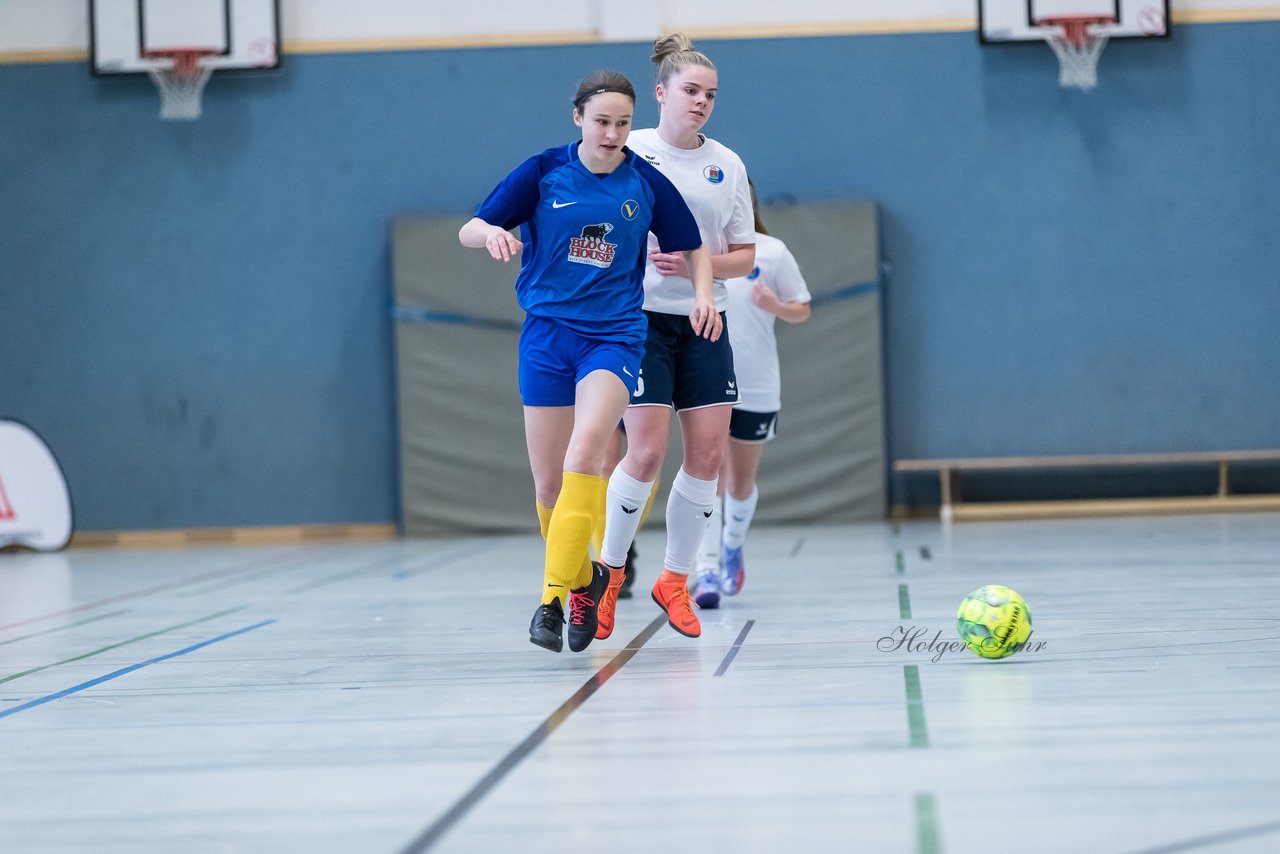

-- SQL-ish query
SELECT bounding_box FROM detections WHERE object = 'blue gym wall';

[2,23,1278,529]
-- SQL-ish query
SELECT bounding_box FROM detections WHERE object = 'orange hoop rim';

[143,48,221,80]
[1035,15,1115,48]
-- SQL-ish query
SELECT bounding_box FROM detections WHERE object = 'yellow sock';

[541,473,605,604]
[536,500,553,540]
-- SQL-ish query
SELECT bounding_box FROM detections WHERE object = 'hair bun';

[651,32,694,64]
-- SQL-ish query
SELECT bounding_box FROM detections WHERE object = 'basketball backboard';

[978,0,1170,43]
[90,0,281,75]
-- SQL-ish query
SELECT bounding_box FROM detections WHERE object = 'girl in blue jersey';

[458,71,715,654]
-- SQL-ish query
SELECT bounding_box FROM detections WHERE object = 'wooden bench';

[893,450,1280,521]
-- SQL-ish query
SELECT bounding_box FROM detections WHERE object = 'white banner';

[0,420,73,552]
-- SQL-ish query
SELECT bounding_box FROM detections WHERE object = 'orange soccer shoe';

[594,565,627,640]
[651,569,701,638]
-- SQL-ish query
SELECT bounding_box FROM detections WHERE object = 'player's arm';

[751,242,811,323]
[684,245,721,341]
[750,285,811,323]
[650,243,754,280]
[458,217,523,262]
[713,243,756,280]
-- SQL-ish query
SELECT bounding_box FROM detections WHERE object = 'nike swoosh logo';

[551,200,577,209]
[546,583,565,588]
[622,506,638,514]
[702,510,713,518]
[622,366,633,377]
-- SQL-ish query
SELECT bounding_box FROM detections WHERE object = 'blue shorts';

[518,315,643,407]
[729,409,778,443]
[630,310,738,411]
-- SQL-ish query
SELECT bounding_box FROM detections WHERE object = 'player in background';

[693,179,812,608]
[594,33,755,641]
[458,71,712,653]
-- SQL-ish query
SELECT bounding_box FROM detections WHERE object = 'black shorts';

[630,310,738,412]
[729,409,779,443]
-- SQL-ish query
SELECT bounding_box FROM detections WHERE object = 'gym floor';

[1,513,1278,853]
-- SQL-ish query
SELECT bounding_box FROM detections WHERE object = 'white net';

[1042,19,1111,91]
[146,54,214,120]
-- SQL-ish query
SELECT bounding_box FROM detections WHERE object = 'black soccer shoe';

[567,562,610,652]
[529,599,565,653]
[619,543,638,600]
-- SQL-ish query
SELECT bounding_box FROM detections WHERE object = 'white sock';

[695,494,723,574]
[663,468,718,574]
[722,486,758,549]
[601,466,654,568]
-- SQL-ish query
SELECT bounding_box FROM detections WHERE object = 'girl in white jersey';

[593,33,756,641]
[694,179,812,608]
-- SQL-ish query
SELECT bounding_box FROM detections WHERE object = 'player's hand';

[649,249,689,278]
[486,229,523,262]
[750,283,781,314]
[690,299,722,341]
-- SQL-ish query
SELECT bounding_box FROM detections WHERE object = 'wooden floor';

[1,514,1278,853]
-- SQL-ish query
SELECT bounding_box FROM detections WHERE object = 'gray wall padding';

[393,201,883,536]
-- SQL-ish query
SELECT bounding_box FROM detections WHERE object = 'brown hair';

[650,32,716,87]
[572,70,636,112]
[748,178,768,235]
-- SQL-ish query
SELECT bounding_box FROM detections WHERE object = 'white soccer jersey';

[725,232,812,413]
[626,128,755,315]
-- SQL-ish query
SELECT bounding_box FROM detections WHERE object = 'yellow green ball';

[956,585,1032,659]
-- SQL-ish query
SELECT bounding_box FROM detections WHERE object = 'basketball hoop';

[1038,16,1114,91]
[144,49,218,120]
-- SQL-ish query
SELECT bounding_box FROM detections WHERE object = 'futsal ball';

[956,585,1032,659]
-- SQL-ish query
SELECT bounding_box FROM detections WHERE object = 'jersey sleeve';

[473,152,547,231]
[636,160,702,254]
[724,155,757,246]
[771,242,812,304]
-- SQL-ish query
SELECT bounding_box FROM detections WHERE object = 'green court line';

[0,609,131,647]
[895,550,905,574]
[915,793,942,854]
[898,583,912,619]
[0,607,246,685]
[904,664,929,748]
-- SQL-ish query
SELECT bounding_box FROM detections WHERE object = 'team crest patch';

[746,265,761,280]
[568,223,617,268]
[703,165,724,184]
[621,199,640,220]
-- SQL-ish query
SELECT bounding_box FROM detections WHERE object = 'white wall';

[3,0,1280,56]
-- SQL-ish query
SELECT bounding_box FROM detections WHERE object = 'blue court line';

[809,280,880,306]
[391,305,522,332]
[0,619,275,720]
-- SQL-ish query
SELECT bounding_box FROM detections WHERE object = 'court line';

[0,609,131,648]
[914,793,942,854]
[904,665,929,748]
[397,615,667,854]
[0,607,246,686]
[1125,819,1280,854]
[714,620,756,676]
[0,620,276,720]
[789,537,805,557]
[898,584,913,620]
[895,550,905,574]
[0,549,302,633]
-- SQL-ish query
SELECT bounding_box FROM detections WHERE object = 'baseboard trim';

[69,523,398,549]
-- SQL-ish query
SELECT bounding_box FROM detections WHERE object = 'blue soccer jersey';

[474,143,702,344]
